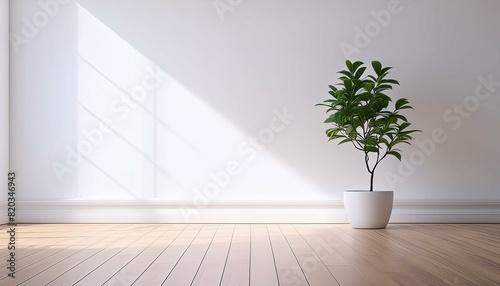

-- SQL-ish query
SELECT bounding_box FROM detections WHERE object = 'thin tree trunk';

[370,171,374,192]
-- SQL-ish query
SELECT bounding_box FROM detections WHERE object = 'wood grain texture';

[191,224,234,286]
[220,224,251,286]
[0,224,499,285]
[249,224,279,286]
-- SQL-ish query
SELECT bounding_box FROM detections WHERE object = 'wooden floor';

[0,224,499,286]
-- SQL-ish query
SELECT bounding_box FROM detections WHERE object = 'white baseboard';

[0,200,7,224]
[13,200,500,224]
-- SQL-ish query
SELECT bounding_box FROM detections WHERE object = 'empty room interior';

[1,0,500,285]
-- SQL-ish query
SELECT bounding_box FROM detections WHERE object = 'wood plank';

[102,228,182,285]
[163,226,217,285]
[335,225,442,285]
[1,224,122,285]
[220,224,251,286]
[267,224,308,285]
[45,225,157,286]
[13,234,107,285]
[380,224,500,284]
[292,225,349,267]
[191,224,234,286]
[280,224,339,286]
[0,237,68,266]
[0,234,91,282]
[296,224,400,286]
[132,224,203,285]
[0,224,118,262]
[328,265,370,286]
[294,225,371,286]
[73,227,167,285]
[249,224,279,286]
[18,232,122,285]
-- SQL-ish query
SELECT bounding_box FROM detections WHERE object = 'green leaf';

[338,138,352,145]
[354,67,366,79]
[380,66,392,75]
[380,137,390,146]
[338,70,353,79]
[387,151,402,161]
[326,106,339,113]
[343,79,352,90]
[366,137,378,145]
[326,127,341,137]
[372,61,382,75]
[345,60,353,72]
[374,84,393,91]
[364,83,374,92]
[399,105,414,110]
[400,129,421,135]
[395,98,409,110]
[348,131,357,139]
[358,92,372,101]
[399,122,411,131]
[352,61,364,72]
[345,124,353,134]
[393,114,408,122]
[324,114,337,123]
[381,79,399,85]
[364,146,379,153]
[374,92,391,100]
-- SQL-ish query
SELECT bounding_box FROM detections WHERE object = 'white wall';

[0,0,9,224]
[9,0,500,222]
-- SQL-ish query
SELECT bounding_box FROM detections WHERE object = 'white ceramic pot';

[343,190,394,229]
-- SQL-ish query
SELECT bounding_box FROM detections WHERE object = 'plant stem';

[364,151,374,191]
[370,170,374,192]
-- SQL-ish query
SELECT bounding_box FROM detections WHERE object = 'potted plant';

[316,60,419,228]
